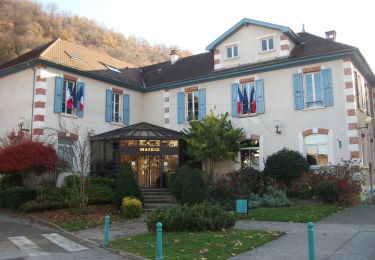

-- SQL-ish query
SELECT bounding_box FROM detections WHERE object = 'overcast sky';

[37,0,374,71]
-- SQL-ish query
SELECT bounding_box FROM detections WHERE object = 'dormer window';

[261,37,274,52]
[226,45,238,59]
[102,63,122,73]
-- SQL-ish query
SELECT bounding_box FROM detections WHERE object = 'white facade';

[0,18,374,177]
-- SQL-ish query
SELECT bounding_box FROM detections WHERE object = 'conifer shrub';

[86,186,114,205]
[315,181,341,203]
[122,197,142,219]
[181,168,207,205]
[114,163,143,208]
[19,200,67,213]
[146,202,235,232]
[264,148,310,185]
[172,164,192,200]
[1,186,37,210]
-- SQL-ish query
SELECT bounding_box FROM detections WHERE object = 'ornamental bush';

[19,200,67,213]
[181,169,207,205]
[172,164,192,200]
[122,197,142,219]
[315,181,341,203]
[1,186,37,210]
[86,186,114,205]
[146,202,235,232]
[114,163,143,208]
[264,148,310,185]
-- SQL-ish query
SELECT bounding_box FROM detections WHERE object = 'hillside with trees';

[0,0,191,67]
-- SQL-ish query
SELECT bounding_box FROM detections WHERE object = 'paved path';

[232,204,375,260]
[72,216,148,243]
[0,213,122,260]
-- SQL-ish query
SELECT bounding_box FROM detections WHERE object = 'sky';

[37,0,374,71]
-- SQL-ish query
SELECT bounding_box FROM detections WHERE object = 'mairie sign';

[139,147,160,152]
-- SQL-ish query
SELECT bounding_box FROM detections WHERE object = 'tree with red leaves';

[0,140,59,174]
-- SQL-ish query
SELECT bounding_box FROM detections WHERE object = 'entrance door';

[138,155,161,188]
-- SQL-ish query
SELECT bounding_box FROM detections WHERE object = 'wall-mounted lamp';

[18,117,29,132]
[358,114,372,129]
[273,120,282,134]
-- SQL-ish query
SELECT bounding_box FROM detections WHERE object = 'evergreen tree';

[181,169,207,205]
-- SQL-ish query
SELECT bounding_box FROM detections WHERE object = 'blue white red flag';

[237,86,243,114]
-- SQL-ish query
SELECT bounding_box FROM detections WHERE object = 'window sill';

[60,113,78,119]
[110,122,124,126]
[258,49,276,54]
[238,113,258,118]
[224,56,240,61]
[302,106,325,111]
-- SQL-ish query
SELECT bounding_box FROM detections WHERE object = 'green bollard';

[155,222,163,260]
[103,215,110,247]
[307,222,315,260]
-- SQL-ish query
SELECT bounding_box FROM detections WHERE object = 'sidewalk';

[232,204,375,260]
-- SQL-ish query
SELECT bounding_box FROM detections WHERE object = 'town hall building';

[0,18,374,188]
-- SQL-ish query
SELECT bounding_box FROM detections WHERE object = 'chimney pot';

[325,30,337,41]
[170,49,179,65]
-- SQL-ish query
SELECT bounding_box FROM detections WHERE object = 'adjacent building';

[1,18,374,188]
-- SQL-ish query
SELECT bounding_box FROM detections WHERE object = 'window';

[304,134,328,166]
[355,72,368,112]
[232,80,264,116]
[240,140,260,170]
[226,45,238,59]
[58,138,74,168]
[65,51,85,63]
[304,72,323,108]
[261,37,274,52]
[61,79,77,115]
[239,82,257,115]
[112,92,121,122]
[186,91,199,121]
[103,63,122,73]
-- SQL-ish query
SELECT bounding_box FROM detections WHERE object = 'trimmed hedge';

[19,200,67,213]
[1,186,37,210]
[86,186,114,205]
[122,197,142,219]
[172,165,191,200]
[146,202,235,232]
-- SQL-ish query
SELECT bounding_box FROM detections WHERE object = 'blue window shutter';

[177,92,185,123]
[105,89,113,122]
[76,82,85,118]
[255,79,265,113]
[322,68,334,106]
[123,94,130,125]
[231,83,239,117]
[54,76,63,113]
[198,88,206,120]
[293,73,304,110]
[313,73,323,104]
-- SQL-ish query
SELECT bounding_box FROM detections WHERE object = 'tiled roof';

[0,31,371,88]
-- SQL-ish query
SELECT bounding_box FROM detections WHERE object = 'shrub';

[122,197,142,219]
[87,177,115,188]
[315,181,341,203]
[262,186,292,207]
[86,186,114,205]
[172,165,192,200]
[165,172,176,189]
[146,202,235,232]
[264,148,309,185]
[0,174,23,190]
[114,163,144,208]
[19,200,67,213]
[42,187,67,201]
[1,186,37,210]
[63,175,81,188]
[181,169,207,205]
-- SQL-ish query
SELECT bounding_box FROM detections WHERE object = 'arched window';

[304,134,328,166]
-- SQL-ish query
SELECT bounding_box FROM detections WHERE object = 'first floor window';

[62,79,77,115]
[186,91,199,121]
[58,138,74,168]
[227,45,238,58]
[304,134,328,166]
[112,92,121,122]
[304,72,323,108]
[240,139,260,170]
[239,82,257,115]
[261,37,274,52]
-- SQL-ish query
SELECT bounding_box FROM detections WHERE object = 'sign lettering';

[139,147,160,152]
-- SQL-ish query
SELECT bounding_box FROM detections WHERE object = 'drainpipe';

[30,63,36,138]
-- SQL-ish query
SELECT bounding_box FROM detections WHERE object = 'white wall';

[0,69,34,133]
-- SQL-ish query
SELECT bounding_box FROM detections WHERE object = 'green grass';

[247,205,340,222]
[110,229,283,259]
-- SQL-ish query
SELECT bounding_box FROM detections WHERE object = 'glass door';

[137,155,161,187]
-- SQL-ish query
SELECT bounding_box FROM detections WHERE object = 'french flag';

[66,85,73,109]
[250,85,256,113]
[237,86,243,114]
[76,86,84,111]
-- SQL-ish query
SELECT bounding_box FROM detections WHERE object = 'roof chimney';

[170,49,179,65]
[325,30,337,41]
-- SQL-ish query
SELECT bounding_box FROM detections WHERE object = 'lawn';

[31,204,124,231]
[110,229,283,259]
[247,205,340,222]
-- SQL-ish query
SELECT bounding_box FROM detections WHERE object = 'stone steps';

[141,188,179,212]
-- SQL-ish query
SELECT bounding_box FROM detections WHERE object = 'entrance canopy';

[90,122,183,188]
[91,122,183,141]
